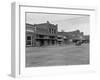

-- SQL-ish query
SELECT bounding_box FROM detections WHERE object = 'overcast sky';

[26,12,90,35]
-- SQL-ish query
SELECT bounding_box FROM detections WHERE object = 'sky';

[26,12,90,35]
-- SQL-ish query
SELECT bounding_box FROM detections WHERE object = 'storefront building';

[26,21,58,47]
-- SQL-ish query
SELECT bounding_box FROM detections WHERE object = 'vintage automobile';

[72,39,83,46]
[75,40,82,46]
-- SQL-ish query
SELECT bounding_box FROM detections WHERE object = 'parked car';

[75,41,82,46]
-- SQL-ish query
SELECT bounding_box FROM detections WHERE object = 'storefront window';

[26,36,32,46]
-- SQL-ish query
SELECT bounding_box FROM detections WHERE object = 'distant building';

[83,35,90,43]
[26,21,58,47]
[57,30,85,44]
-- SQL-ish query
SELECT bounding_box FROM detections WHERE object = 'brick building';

[26,21,58,47]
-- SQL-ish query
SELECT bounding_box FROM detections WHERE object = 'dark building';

[26,21,58,47]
